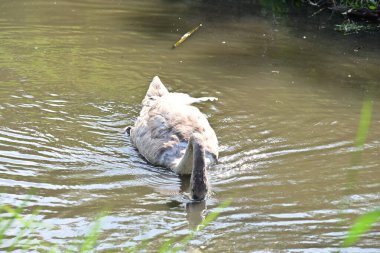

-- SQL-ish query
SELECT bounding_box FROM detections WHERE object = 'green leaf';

[343,209,380,247]
[368,5,376,10]
[0,205,23,245]
[158,238,175,253]
[78,215,104,253]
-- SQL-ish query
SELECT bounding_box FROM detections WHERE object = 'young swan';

[128,76,218,201]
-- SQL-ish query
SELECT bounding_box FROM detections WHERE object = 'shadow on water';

[178,174,191,194]
[125,0,304,33]
[161,0,305,18]
[120,0,307,41]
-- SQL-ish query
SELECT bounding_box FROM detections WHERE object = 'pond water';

[1,0,380,252]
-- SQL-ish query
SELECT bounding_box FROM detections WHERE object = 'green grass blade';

[343,209,380,247]
[0,205,23,245]
[46,246,58,253]
[9,208,41,251]
[355,98,373,149]
[9,219,34,251]
[347,97,374,191]
[198,198,232,229]
[20,238,39,253]
[78,215,103,253]
[123,232,148,253]
[158,238,174,253]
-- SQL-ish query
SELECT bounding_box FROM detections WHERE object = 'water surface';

[1,0,380,252]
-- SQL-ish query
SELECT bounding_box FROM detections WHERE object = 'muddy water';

[1,0,380,252]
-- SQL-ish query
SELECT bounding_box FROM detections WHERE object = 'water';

[1,0,380,252]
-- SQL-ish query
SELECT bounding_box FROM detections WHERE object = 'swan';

[127,76,218,201]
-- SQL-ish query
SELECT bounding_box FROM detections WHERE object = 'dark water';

[1,0,380,252]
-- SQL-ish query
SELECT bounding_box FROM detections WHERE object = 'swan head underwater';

[127,76,219,201]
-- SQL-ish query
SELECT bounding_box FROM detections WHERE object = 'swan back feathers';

[130,76,218,173]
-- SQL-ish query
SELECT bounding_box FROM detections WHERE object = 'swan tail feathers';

[145,76,169,98]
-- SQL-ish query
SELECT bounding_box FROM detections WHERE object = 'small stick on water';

[172,24,202,48]
[310,7,325,17]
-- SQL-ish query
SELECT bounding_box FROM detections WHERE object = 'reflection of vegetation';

[309,0,380,25]
[340,0,379,9]
[175,0,378,31]
[0,199,231,252]
[217,0,380,28]
[342,95,379,247]
[167,0,305,19]
[335,20,379,34]
[259,0,303,14]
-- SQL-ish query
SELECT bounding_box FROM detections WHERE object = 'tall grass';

[0,203,44,252]
[343,209,380,247]
[0,199,231,252]
[342,96,380,247]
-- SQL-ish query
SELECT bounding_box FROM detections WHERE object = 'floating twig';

[310,7,326,17]
[172,23,202,48]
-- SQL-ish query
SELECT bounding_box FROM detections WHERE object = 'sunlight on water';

[0,0,380,252]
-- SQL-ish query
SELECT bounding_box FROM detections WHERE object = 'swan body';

[128,76,218,200]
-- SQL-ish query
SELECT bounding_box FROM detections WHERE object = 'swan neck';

[190,139,208,201]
